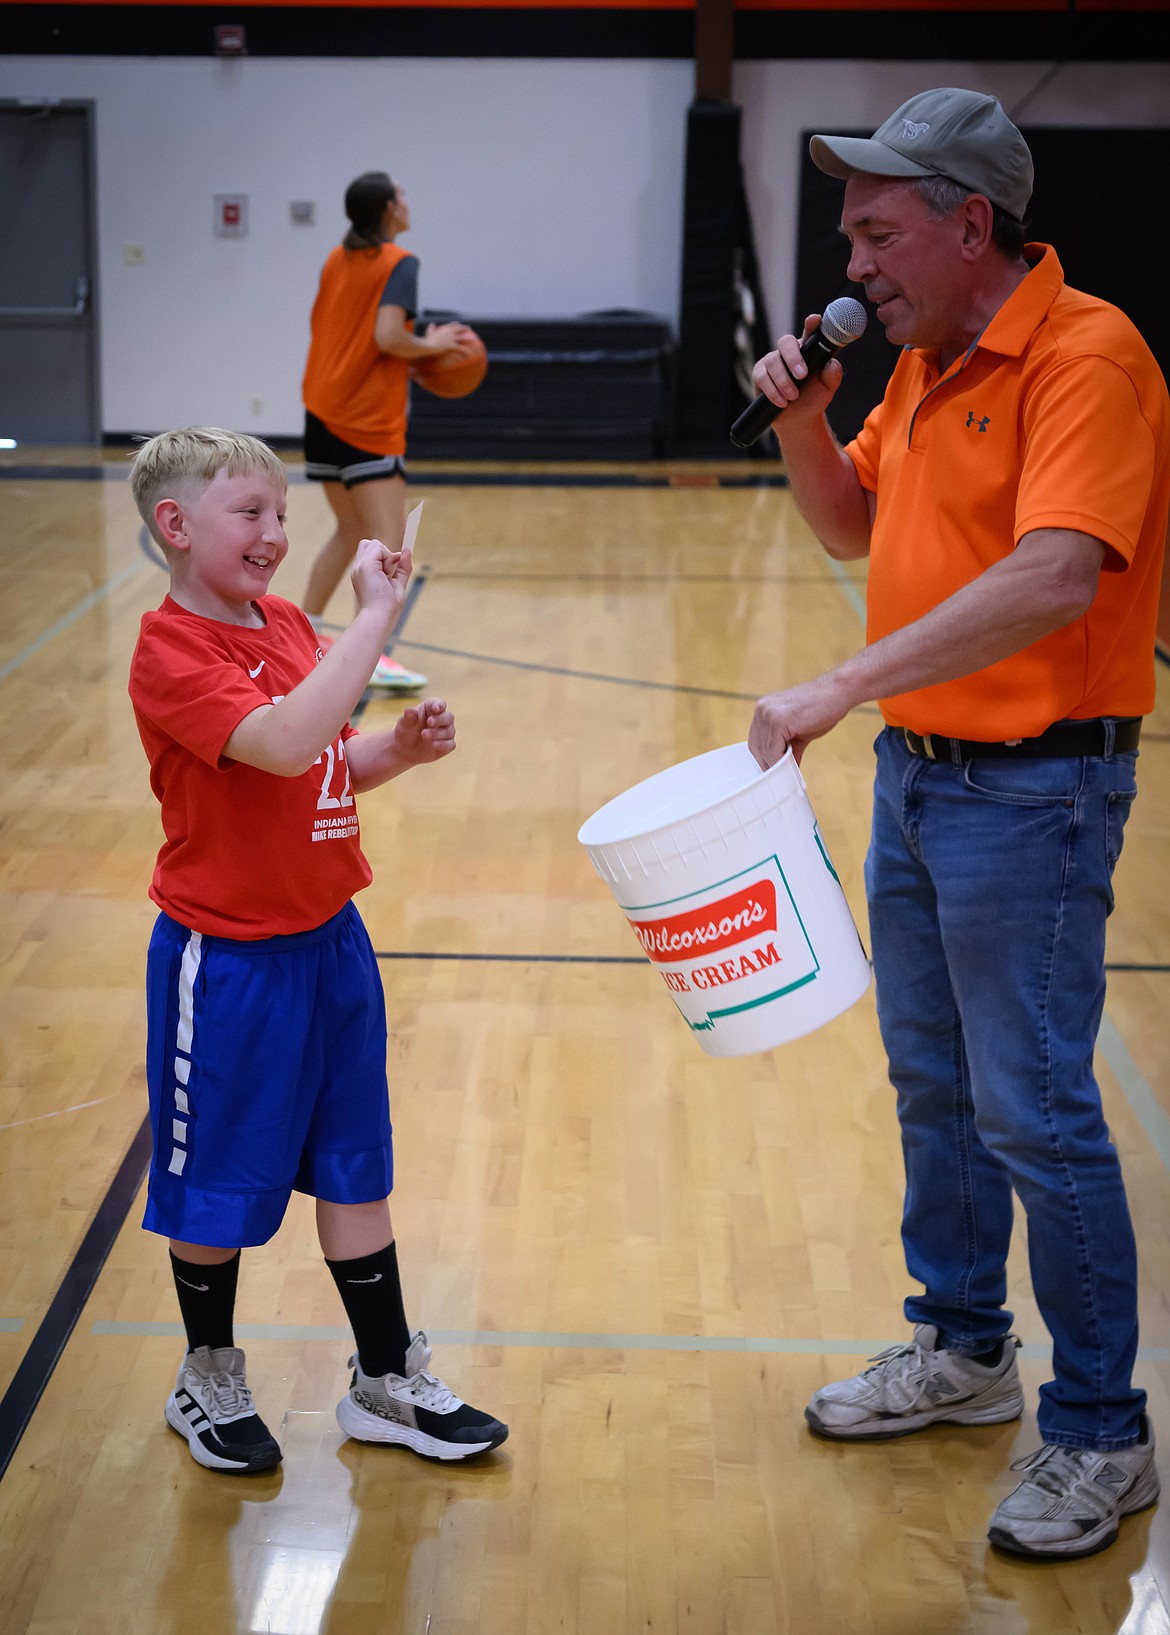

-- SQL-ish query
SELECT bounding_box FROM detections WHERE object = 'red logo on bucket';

[628,880,778,965]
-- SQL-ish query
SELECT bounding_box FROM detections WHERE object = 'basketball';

[412,330,488,399]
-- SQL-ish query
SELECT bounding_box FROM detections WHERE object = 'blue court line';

[80,1320,1170,1366]
[0,1320,24,1334]
[0,560,146,686]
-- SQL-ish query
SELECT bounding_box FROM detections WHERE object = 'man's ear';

[959,194,996,259]
[154,497,189,552]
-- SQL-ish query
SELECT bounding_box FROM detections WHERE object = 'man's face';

[840,173,970,354]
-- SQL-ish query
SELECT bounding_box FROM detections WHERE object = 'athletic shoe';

[805,1323,1024,1440]
[369,653,427,691]
[312,630,426,692]
[335,1331,508,1461]
[988,1414,1160,1559]
[165,1345,282,1474]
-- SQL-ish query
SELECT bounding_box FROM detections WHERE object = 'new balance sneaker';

[313,630,426,692]
[335,1332,508,1461]
[988,1414,1160,1559]
[165,1346,282,1474]
[805,1324,1024,1440]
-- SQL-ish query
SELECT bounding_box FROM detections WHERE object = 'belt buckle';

[922,732,937,761]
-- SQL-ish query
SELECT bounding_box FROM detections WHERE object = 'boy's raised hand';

[350,537,413,628]
[392,698,456,765]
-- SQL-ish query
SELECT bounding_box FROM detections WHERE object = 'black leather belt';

[901,717,1141,762]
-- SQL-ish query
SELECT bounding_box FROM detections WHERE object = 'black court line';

[349,570,429,727]
[137,523,168,571]
[377,638,764,702]
[1105,963,1170,974]
[0,1114,153,1484]
[0,464,789,491]
[428,570,838,585]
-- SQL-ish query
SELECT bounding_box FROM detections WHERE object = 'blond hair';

[129,427,288,545]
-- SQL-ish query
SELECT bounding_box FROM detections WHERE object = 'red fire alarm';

[214,194,248,238]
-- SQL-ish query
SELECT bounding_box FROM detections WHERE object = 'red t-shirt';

[129,595,373,938]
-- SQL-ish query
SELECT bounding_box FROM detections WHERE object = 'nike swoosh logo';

[175,1276,210,1292]
[347,1274,383,1284]
[248,661,265,679]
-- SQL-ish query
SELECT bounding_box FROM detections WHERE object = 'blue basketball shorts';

[142,901,394,1248]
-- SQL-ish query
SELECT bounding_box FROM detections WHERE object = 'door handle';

[0,277,90,321]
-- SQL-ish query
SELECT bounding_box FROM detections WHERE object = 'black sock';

[969,1341,1005,1367]
[325,1241,412,1379]
[170,1249,240,1353]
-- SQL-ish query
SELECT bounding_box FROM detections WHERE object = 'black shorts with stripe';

[303,410,407,487]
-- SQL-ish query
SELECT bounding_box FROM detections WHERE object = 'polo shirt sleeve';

[845,397,886,493]
[1016,356,1156,572]
[130,618,272,769]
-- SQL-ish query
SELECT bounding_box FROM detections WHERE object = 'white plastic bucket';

[577,742,871,1057]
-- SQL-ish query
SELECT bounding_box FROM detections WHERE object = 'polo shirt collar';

[971,243,1064,360]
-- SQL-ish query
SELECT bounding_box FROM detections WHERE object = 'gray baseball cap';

[810,87,1033,222]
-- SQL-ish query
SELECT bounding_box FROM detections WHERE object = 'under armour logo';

[965,411,991,433]
[902,119,931,139]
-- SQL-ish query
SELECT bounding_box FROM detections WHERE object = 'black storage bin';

[407,310,675,460]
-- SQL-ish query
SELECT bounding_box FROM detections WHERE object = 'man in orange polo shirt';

[747,87,1168,1559]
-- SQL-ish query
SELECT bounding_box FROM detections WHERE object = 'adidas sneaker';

[165,1346,282,1474]
[336,1331,508,1461]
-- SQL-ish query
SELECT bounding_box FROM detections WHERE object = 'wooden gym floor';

[1,446,1168,1634]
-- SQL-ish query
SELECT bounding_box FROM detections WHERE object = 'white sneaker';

[335,1331,507,1461]
[806,1324,1024,1440]
[988,1414,1159,1558]
[165,1346,282,1473]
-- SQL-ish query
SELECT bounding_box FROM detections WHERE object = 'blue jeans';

[866,727,1145,1450]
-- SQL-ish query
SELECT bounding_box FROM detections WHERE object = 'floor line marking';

[1097,1012,1170,1174]
[0,561,145,685]
[828,548,1170,1177]
[0,1097,109,1132]
[83,1320,1170,1364]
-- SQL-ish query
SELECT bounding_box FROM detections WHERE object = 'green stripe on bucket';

[704,968,819,1023]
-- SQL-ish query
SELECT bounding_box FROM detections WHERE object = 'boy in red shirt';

[128,426,506,1472]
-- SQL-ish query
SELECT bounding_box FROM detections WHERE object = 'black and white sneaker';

[165,1346,282,1474]
[336,1331,508,1461]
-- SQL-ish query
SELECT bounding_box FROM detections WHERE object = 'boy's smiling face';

[159,466,289,624]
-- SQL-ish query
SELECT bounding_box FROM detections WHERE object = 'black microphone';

[730,297,868,448]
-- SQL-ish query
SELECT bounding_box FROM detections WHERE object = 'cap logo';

[901,119,931,140]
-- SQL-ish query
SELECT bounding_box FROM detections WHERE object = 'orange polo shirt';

[302,241,413,455]
[847,245,1170,741]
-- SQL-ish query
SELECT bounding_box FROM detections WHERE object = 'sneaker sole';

[367,671,426,691]
[988,1467,1161,1560]
[335,1395,508,1460]
[165,1396,282,1474]
[806,1384,1025,1441]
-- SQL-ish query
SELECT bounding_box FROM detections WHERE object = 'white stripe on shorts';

[176,931,202,1054]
